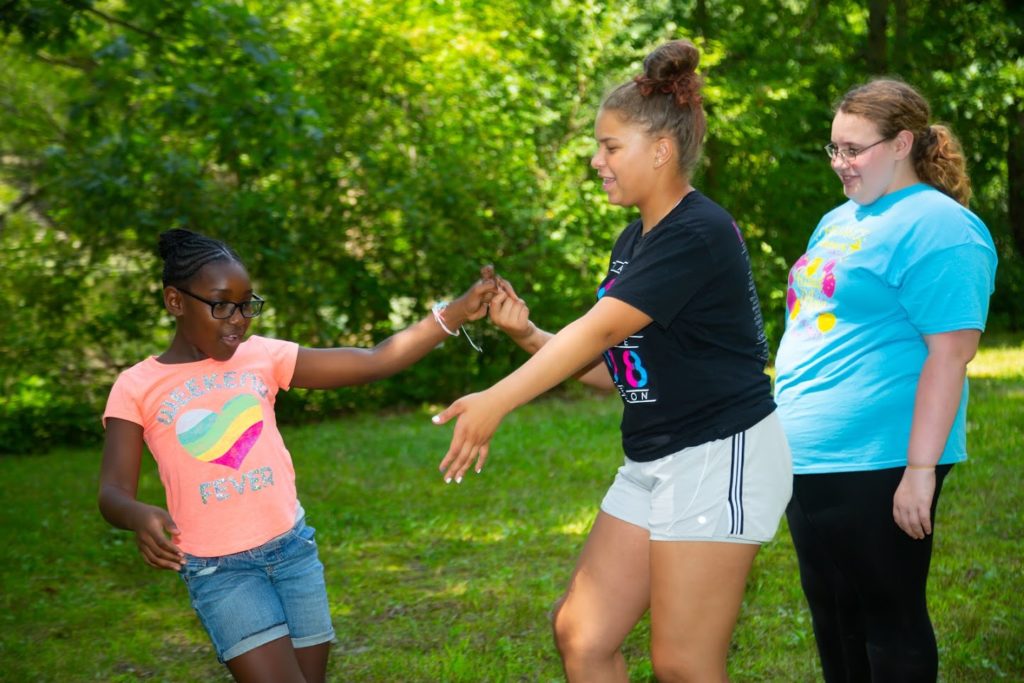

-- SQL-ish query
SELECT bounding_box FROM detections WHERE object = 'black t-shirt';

[599,190,775,462]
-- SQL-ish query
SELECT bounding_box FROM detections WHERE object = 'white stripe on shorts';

[729,431,745,535]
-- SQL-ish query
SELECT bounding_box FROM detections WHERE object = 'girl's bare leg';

[649,541,759,683]
[225,636,308,683]
[552,511,652,683]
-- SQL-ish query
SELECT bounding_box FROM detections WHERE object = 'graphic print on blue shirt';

[785,223,870,341]
[598,259,657,405]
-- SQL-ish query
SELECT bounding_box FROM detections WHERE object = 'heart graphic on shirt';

[175,394,264,470]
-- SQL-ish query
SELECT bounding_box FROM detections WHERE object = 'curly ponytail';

[912,124,972,206]
[837,79,972,206]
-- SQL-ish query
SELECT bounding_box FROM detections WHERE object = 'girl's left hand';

[432,389,507,483]
[893,468,936,540]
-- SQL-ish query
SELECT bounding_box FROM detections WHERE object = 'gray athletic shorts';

[600,411,792,544]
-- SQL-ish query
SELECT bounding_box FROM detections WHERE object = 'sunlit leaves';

[0,0,1020,449]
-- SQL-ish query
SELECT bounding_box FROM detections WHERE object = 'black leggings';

[786,466,952,683]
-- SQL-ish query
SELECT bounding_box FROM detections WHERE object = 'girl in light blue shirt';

[774,79,996,682]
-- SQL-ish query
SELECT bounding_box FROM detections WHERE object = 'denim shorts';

[179,516,335,662]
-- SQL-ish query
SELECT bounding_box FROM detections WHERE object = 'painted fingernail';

[456,476,462,484]
[445,477,452,484]
[432,415,441,424]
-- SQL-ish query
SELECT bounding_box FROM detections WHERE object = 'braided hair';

[158,229,243,287]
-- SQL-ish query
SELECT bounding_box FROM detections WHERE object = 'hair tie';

[633,74,660,98]
[911,127,938,160]
[634,73,702,107]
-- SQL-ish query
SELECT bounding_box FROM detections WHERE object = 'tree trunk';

[1007,0,1024,260]
[1009,99,1024,258]
[867,0,888,74]
[692,0,718,197]
[694,0,709,39]
[892,0,908,75]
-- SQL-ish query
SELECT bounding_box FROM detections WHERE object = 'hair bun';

[634,39,702,107]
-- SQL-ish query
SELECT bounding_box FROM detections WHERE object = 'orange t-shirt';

[103,335,301,557]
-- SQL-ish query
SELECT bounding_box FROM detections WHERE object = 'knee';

[549,596,576,656]
[550,596,604,664]
[651,647,724,683]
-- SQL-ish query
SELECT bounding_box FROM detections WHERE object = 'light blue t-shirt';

[774,183,997,474]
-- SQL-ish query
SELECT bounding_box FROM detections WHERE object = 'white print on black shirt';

[597,260,657,406]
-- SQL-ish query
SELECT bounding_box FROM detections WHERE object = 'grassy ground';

[1,337,1021,681]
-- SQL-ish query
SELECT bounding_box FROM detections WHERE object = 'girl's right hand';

[893,468,937,540]
[133,505,185,571]
[489,278,534,341]
[445,265,499,324]
[433,388,508,482]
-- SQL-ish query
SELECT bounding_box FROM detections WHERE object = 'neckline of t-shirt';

[855,182,932,212]
[148,354,220,368]
[638,189,701,241]
[147,338,253,367]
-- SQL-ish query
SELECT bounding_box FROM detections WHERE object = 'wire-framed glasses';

[824,137,890,163]
[176,287,265,319]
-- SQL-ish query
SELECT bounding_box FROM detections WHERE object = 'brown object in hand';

[480,264,495,280]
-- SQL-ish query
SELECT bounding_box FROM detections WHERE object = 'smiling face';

[165,259,254,362]
[591,109,661,209]
[829,110,912,206]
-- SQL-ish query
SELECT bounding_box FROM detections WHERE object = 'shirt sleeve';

[254,336,300,390]
[102,373,143,429]
[897,243,996,335]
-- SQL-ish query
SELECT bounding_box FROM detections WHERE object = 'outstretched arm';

[434,295,651,482]
[99,418,184,571]
[291,272,497,389]
[489,279,614,390]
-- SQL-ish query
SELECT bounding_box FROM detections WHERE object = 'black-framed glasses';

[824,137,890,163]
[176,287,265,319]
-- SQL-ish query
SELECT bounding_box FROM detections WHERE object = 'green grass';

[1,337,1021,682]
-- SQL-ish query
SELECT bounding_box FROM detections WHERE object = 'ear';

[654,137,673,168]
[164,286,185,317]
[893,129,915,161]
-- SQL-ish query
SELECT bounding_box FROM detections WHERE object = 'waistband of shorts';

[625,409,779,463]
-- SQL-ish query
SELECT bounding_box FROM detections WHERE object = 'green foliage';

[1,339,1021,680]
[0,375,100,452]
[1,0,1022,451]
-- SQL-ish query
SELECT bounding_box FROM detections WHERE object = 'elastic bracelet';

[432,301,483,353]
[431,301,459,337]
[906,464,936,470]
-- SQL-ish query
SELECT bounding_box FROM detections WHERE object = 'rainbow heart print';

[176,394,264,469]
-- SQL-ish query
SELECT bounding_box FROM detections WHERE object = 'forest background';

[2,0,1022,453]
